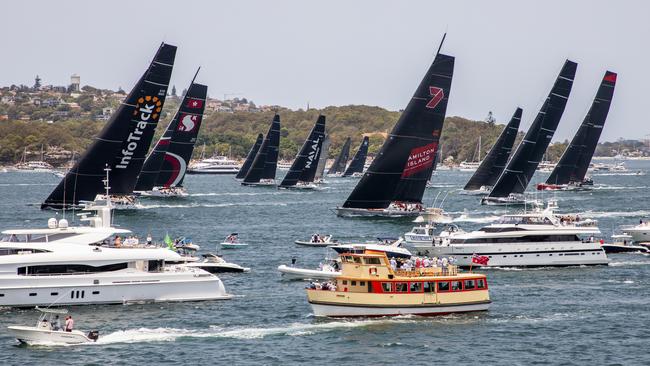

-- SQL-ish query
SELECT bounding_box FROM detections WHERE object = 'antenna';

[191,67,201,84]
[436,32,447,56]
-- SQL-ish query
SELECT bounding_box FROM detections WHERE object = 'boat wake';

[190,191,310,197]
[138,202,288,210]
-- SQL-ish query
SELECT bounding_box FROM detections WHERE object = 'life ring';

[369,267,378,276]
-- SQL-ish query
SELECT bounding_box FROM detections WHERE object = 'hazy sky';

[2,0,647,141]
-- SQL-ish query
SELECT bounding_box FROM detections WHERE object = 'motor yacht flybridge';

[0,188,231,307]
[417,201,608,267]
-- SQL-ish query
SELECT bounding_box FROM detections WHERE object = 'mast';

[487,60,577,198]
[464,108,522,190]
[341,46,455,209]
[42,43,176,209]
[545,71,617,185]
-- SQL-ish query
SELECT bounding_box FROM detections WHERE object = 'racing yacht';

[417,201,608,267]
[0,198,231,307]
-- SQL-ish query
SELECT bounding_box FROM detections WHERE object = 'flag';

[471,254,489,266]
[186,99,203,109]
[164,233,174,251]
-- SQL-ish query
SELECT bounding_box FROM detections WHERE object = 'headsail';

[41,43,176,209]
[464,108,521,190]
[279,115,326,187]
[154,83,207,188]
[314,134,331,181]
[545,71,616,185]
[342,51,455,209]
[236,133,264,179]
[243,114,281,183]
[487,60,577,198]
[343,136,370,177]
[328,137,351,174]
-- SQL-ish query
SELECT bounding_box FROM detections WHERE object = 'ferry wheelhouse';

[306,251,490,317]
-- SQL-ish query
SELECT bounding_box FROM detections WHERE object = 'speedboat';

[295,234,338,247]
[92,194,143,210]
[8,308,99,345]
[183,254,250,273]
[413,207,453,224]
[220,233,249,249]
[600,234,649,254]
[306,251,490,317]
[278,260,341,281]
[0,199,232,307]
[329,238,412,259]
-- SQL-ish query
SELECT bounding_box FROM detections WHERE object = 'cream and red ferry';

[306,251,490,317]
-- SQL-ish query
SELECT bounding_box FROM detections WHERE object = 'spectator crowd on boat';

[389,256,456,271]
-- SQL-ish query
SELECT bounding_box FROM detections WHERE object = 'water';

[1,161,649,365]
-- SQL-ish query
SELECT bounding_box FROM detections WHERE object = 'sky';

[1,0,647,142]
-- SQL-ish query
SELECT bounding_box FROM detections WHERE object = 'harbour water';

[1,161,649,365]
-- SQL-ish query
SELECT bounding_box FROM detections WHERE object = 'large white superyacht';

[0,199,231,307]
[410,202,608,267]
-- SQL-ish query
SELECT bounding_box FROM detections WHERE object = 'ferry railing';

[394,265,458,277]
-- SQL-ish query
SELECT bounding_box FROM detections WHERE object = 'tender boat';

[8,308,99,345]
[183,254,251,273]
[278,261,341,281]
[306,251,490,317]
[600,234,648,254]
[295,234,338,247]
[329,238,412,259]
[220,233,249,249]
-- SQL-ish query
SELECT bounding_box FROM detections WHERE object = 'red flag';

[186,99,203,109]
[472,254,489,266]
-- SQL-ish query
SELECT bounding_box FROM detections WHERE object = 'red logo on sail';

[186,99,203,109]
[603,73,617,83]
[401,142,438,177]
[426,86,444,109]
[177,114,200,132]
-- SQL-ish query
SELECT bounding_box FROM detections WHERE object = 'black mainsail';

[154,83,207,188]
[486,60,577,200]
[543,71,617,186]
[236,133,264,179]
[242,114,281,184]
[314,134,330,181]
[328,137,351,175]
[134,80,206,191]
[340,51,455,210]
[42,43,176,209]
[463,108,522,191]
[279,115,326,187]
[343,136,369,177]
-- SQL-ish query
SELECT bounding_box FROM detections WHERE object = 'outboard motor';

[87,330,99,342]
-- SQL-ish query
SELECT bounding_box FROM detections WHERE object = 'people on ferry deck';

[423,257,431,268]
[442,257,449,267]
[389,257,397,270]
[432,257,439,267]
[65,315,74,332]
[52,315,61,331]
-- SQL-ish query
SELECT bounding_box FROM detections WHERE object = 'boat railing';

[395,265,458,277]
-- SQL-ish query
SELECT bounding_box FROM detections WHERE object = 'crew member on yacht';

[65,315,74,332]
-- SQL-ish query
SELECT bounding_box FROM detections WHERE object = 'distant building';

[70,74,80,92]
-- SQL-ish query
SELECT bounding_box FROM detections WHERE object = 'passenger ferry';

[306,251,490,317]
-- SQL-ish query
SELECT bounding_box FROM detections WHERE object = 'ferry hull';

[309,301,490,317]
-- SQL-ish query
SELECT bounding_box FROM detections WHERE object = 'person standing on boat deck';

[65,315,74,332]
[390,257,397,270]
[146,234,152,245]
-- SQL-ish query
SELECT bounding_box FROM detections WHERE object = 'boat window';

[410,282,423,292]
[359,281,365,286]
[452,234,581,244]
[395,282,408,292]
[437,282,450,292]
[353,257,362,264]
[148,260,163,272]
[477,279,486,289]
[50,292,58,296]
[424,282,436,293]
[381,282,393,292]
[17,263,128,275]
[364,257,381,265]
[351,281,357,286]
[451,281,462,291]
[464,280,476,290]
[342,280,348,285]
[0,248,50,256]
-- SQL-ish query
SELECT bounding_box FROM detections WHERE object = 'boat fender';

[369,267,378,276]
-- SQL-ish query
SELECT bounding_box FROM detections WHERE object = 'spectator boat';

[7,307,99,345]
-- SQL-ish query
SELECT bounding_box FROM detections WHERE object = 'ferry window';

[353,257,362,264]
[464,280,476,290]
[395,282,408,292]
[410,282,423,292]
[359,281,365,286]
[424,282,436,293]
[351,281,357,286]
[343,256,353,262]
[365,257,381,265]
[451,281,462,291]
[381,282,393,292]
[437,282,450,292]
[477,279,486,289]
[342,280,348,285]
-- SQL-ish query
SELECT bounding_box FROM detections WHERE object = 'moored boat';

[306,251,490,317]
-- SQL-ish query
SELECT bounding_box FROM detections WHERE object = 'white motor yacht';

[187,156,240,174]
[620,221,650,243]
[329,238,412,259]
[417,202,608,267]
[0,201,231,307]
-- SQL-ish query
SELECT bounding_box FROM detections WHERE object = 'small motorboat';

[183,253,250,273]
[413,207,453,224]
[278,258,341,281]
[220,233,249,249]
[295,234,338,247]
[601,234,649,254]
[329,238,412,259]
[7,307,99,345]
